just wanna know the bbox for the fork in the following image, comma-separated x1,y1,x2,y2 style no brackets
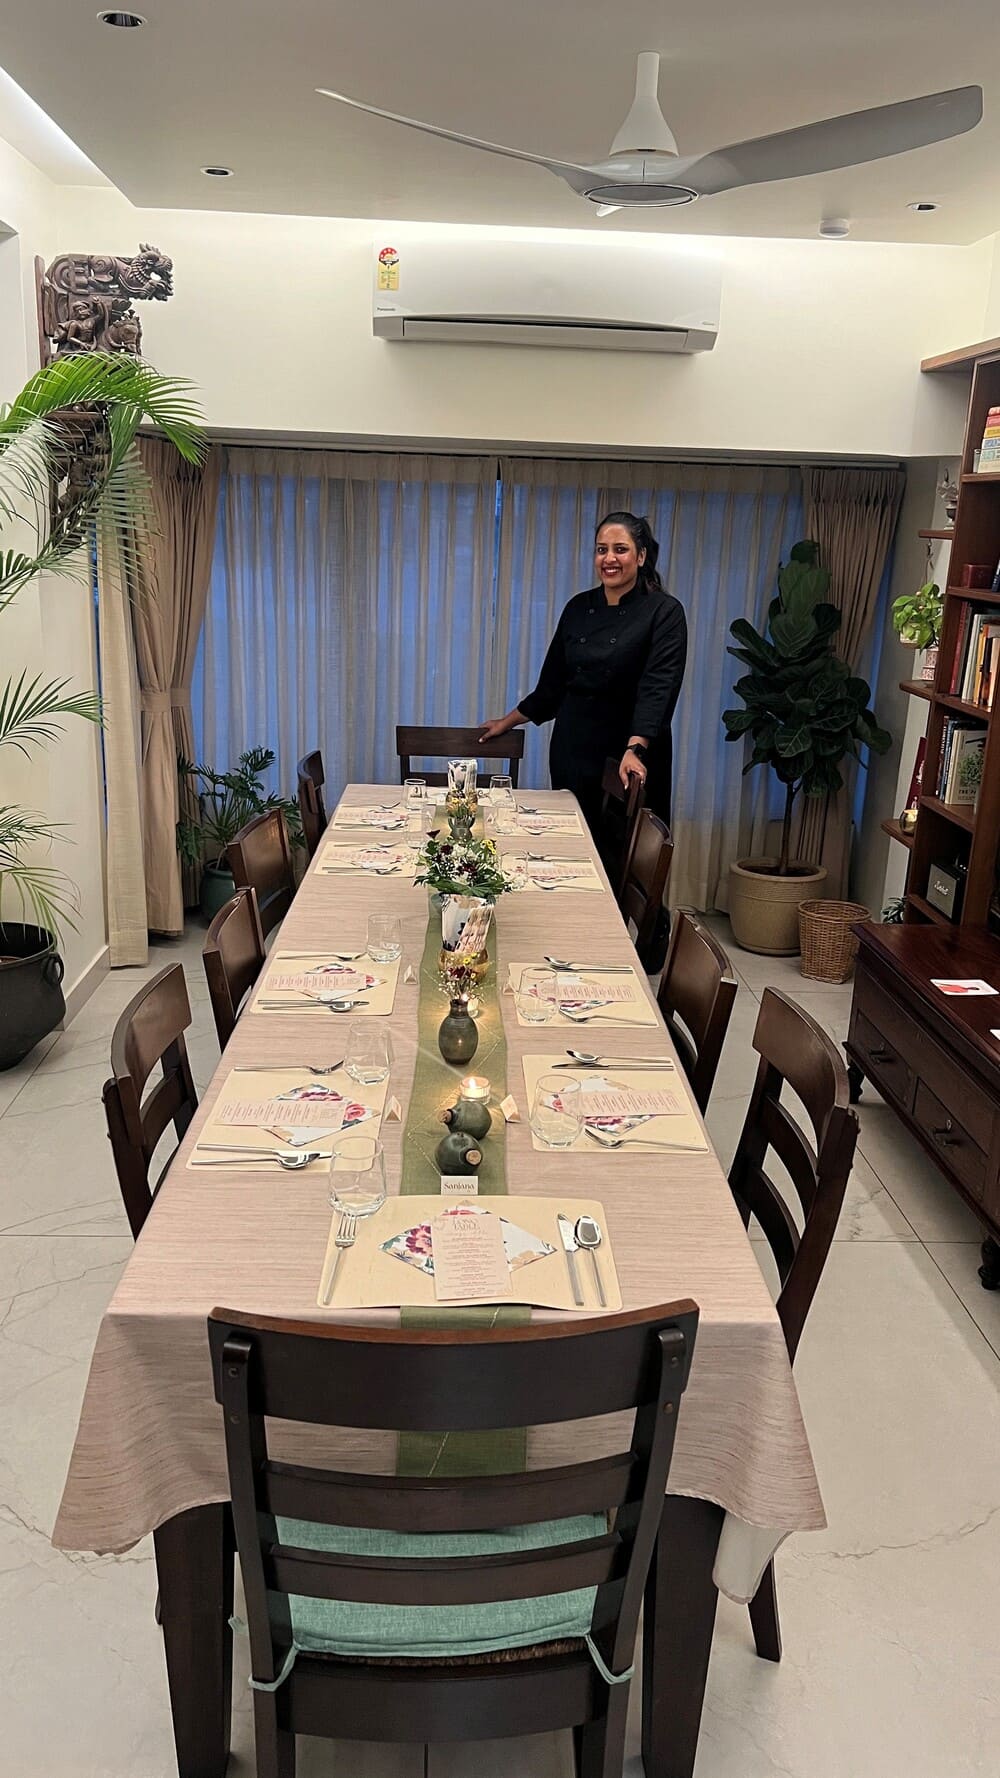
232,1061,344,1074
320,1210,358,1305
584,1128,704,1152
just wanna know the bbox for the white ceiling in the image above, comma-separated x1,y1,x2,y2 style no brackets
3,0,1000,242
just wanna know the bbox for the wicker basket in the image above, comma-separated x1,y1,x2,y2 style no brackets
798,900,870,983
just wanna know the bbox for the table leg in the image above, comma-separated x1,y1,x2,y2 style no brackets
153,1503,234,1778
642,1495,723,1778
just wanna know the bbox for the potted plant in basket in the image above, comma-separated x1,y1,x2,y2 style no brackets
176,747,304,920
722,540,891,956
891,580,943,682
0,352,204,1070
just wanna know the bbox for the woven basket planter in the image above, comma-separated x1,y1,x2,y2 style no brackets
798,900,870,983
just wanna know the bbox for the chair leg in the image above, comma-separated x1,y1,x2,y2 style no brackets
252,1693,296,1778
574,1687,629,1778
748,1558,782,1662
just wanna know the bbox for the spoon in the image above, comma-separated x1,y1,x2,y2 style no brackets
562,1007,643,1024
574,1214,606,1307
196,1149,333,1169
232,1061,344,1074
564,1050,675,1070
545,957,633,973
584,1128,703,1152
258,998,370,1013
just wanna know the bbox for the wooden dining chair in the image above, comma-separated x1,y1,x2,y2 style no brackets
395,725,525,788
619,810,674,969
102,965,198,1241
203,887,267,1048
296,750,327,859
227,809,295,941
656,911,738,1114
209,1300,699,1778
597,759,645,897
728,987,858,1663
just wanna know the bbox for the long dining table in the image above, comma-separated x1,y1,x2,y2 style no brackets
54,785,825,1778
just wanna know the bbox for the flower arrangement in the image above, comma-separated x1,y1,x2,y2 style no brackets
413,834,513,901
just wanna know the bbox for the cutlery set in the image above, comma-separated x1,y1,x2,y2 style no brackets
557,1212,606,1307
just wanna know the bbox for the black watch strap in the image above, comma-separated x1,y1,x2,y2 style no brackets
630,742,648,761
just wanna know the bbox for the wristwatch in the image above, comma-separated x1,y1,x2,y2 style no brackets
629,742,648,762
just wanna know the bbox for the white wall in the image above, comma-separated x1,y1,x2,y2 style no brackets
53,190,994,460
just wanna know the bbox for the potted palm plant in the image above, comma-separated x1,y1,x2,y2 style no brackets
176,748,304,919
722,541,891,955
0,351,204,1069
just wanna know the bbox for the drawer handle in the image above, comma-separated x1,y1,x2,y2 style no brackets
869,1044,894,1063
931,1121,957,1147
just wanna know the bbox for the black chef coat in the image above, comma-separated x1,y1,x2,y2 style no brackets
518,582,688,827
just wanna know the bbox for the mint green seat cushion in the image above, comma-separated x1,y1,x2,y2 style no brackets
274,1513,604,1659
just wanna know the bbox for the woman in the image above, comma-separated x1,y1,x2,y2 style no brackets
480,512,687,833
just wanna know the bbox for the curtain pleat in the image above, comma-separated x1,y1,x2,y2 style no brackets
95,533,147,967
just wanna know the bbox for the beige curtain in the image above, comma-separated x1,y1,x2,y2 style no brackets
795,466,905,894
129,439,221,930
95,534,147,966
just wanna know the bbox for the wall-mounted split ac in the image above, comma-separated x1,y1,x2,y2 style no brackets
372,237,721,354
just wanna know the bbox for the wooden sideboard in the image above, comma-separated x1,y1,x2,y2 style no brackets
846,922,1000,1289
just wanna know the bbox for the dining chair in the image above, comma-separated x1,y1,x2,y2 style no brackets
102,964,198,1241
656,911,738,1114
227,809,295,941
619,810,673,970
296,751,328,859
203,887,267,1048
597,759,645,898
395,725,524,788
209,1299,699,1778
728,986,858,1663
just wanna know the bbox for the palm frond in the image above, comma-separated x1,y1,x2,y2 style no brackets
0,805,78,935
1,353,204,462
0,672,103,757
0,415,54,530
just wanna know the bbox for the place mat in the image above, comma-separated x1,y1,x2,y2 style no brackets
187,1066,389,1169
508,859,604,894
253,953,400,1016
318,842,417,877
317,1195,620,1313
506,962,657,1027
521,1055,708,1154
331,803,406,831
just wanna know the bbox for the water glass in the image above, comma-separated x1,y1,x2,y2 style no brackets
367,914,402,961
489,774,513,798
404,777,426,809
406,803,431,852
329,1135,388,1213
515,967,557,1024
530,1073,582,1150
491,787,517,834
344,1021,392,1085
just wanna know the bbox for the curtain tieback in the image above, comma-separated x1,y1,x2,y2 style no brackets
140,689,185,715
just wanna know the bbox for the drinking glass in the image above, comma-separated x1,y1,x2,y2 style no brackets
406,803,431,853
530,1073,582,1149
367,914,402,961
329,1135,387,1213
491,786,517,834
344,1021,392,1085
489,774,513,798
404,777,426,810
515,967,557,1024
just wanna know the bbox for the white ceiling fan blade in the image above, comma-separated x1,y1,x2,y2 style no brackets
316,87,596,191
594,204,623,217
683,85,983,196
609,53,679,156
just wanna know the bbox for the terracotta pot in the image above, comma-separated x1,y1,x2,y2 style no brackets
727,858,829,956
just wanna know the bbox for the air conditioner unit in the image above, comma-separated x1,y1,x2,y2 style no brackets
372,237,720,353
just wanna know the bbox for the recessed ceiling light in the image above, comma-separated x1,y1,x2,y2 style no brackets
201,165,234,178
907,200,940,213
97,10,146,25
819,217,850,238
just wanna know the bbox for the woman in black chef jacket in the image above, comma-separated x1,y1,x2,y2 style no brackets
480,511,687,833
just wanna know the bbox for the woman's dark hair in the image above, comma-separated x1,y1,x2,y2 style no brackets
595,511,664,591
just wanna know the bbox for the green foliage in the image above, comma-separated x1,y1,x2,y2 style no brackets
722,539,891,874
176,748,304,871
891,581,942,650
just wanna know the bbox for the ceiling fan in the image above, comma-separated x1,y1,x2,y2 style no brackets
318,54,982,216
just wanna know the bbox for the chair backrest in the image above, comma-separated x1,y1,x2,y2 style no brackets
297,750,327,859
656,911,739,1114
729,987,858,1362
620,810,673,968
203,886,267,1048
102,964,198,1240
210,1302,698,1694
395,725,525,789
598,759,645,896
226,809,294,939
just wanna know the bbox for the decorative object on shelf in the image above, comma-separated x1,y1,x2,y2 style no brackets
891,580,942,649
899,806,918,835
881,896,906,924
905,737,927,812
176,746,304,920
960,563,995,589
440,1075,493,1139
926,859,967,922
36,244,174,363
437,997,480,1064
722,540,890,954
434,1128,483,1176
976,404,1000,471
937,472,960,523
798,899,870,984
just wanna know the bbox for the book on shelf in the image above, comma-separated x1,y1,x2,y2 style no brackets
936,720,986,806
949,607,1000,708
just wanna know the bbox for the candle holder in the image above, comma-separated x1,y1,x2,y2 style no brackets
441,1074,492,1141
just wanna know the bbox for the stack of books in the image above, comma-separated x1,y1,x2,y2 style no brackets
979,407,1000,471
936,719,987,806
950,607,1000,707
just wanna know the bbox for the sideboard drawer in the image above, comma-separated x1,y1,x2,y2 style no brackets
851,1009,914,1107
855,969,996,1150
912,1084,988,1204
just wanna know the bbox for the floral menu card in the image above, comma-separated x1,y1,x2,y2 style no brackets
520,1055,708,1155
318,843,416,876
187,1067,389,1168
254,954,400,1016
508,964,657,1026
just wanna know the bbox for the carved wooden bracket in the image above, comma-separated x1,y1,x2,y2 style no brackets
35,243,174,364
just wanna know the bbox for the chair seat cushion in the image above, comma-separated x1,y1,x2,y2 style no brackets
275,1513,604,1660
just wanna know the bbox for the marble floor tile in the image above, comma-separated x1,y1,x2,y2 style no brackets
925,1243,1000,1359
0,1098,127,1237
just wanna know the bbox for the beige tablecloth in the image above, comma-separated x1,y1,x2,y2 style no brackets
54,788,825,1603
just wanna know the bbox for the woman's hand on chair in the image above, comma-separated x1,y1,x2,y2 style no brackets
479,714,516,742
620,748,647,788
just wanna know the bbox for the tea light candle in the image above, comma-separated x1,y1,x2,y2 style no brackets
460,1075,491,1101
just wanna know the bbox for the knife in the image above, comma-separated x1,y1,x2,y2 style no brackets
557,1214,584,1307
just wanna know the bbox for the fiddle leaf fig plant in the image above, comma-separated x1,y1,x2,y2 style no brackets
891,581,942,650
722,540,891,877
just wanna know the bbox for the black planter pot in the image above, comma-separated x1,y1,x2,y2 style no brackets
0,924,66,1070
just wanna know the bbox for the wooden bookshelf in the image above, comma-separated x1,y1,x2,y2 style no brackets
899,677,934,700
882,817,914,850
918,528,955,541
904,345,1000,928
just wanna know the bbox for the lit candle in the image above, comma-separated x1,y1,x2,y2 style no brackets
460,1075,491,1101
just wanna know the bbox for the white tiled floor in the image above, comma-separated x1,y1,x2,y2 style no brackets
2,920,999,1776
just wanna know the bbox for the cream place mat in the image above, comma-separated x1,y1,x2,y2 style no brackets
506,963,658,1027
254,953,400,1016
508,860,604,894
521,1055,708,1155
187,1066,389,1169
514,809,584,835
331,803,406,831
317,1194,621,1312
318,842,417,877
